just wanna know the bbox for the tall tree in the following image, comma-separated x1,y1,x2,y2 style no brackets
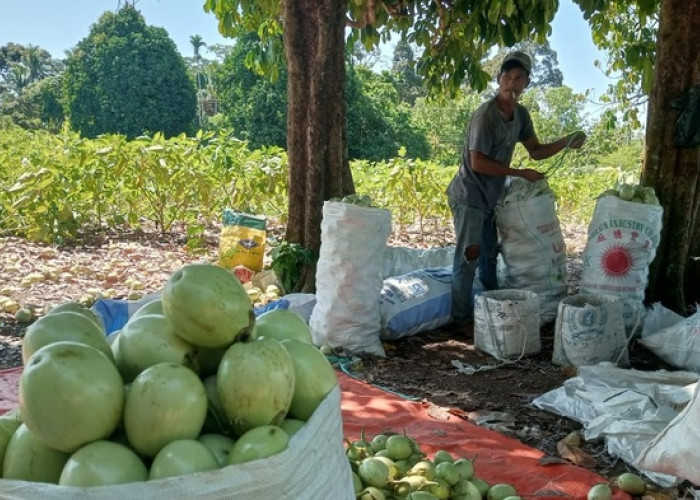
639,0,700,311
63,6,196,139
213,32,288,149
190,35,206,63
0,43,58,98
391,38,424,105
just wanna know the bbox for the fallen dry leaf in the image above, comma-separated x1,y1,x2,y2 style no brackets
556,440,598,468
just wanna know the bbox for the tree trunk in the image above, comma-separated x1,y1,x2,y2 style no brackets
283,0,355,293
642,0,700,314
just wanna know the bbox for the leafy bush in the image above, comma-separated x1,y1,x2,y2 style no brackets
63,6,196,139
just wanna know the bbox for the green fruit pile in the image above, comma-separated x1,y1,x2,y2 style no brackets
330,194,374,207
345,429,520,500
598,183,660,205
3,263,339,488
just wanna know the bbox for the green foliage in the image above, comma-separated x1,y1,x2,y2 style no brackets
0,125,287,244
0,123,640,245
574,0,659,125
213,33,288,149
270,242,315,293
0,43,60,97
411,90,482,165
346,66,431,161
352,152,453,237
1,75,65,132
62,6,196,139
205,0,559,96
390,38,424,105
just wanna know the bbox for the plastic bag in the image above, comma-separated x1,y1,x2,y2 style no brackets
379,267,452,341
639,309,700,372
218,210,267,272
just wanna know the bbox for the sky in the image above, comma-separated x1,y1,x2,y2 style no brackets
0,0,610,115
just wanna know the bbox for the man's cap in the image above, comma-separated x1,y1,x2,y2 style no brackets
500,51,532,75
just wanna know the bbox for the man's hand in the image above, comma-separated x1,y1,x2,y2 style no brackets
569,131,587,149
519,168,545,182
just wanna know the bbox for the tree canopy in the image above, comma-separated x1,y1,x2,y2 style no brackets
63,6,196,139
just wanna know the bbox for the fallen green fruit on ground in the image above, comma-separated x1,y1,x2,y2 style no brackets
587,483,612,500
616,472,646,495
487,483,518,500
14,307,33,324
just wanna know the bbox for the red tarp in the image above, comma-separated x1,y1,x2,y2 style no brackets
339,373,629,500
0,367,627,499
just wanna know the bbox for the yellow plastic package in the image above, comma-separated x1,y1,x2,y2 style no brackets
218,210,267,272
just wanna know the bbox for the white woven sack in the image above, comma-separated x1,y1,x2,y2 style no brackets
379,266,452,340
580,196,663,334
309,201,392,356
474,289,540,359
552,294,629,367
0,385,353,500
381,246,455,279
639,310,700,372
635,382,700,486
496,184,567,324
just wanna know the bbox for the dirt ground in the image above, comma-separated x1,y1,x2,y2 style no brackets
0,224,690,496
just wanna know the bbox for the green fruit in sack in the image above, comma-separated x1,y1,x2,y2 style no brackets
162,263,253,348
124,363,207,457
115,313,197,382
2,423,70,483
279,338,338,421
617,183,636,201
130,298,163,319
0,410,22,472
197,433,235,467
19,341,123,453
279,418,306,437
149,439,219,479
59,440,148,486
252,309,313,344
217,338,295,434
47,302,104,332
22,311,112,364
227,425,289,464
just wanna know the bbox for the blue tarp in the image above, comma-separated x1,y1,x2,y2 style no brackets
92,298,290,335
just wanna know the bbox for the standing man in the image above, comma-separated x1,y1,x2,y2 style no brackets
447,50,586,332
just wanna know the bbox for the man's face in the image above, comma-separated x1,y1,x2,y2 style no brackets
497,67,529,101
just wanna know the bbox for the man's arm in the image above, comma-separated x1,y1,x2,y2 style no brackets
521,131,586,161
470,151,543,182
